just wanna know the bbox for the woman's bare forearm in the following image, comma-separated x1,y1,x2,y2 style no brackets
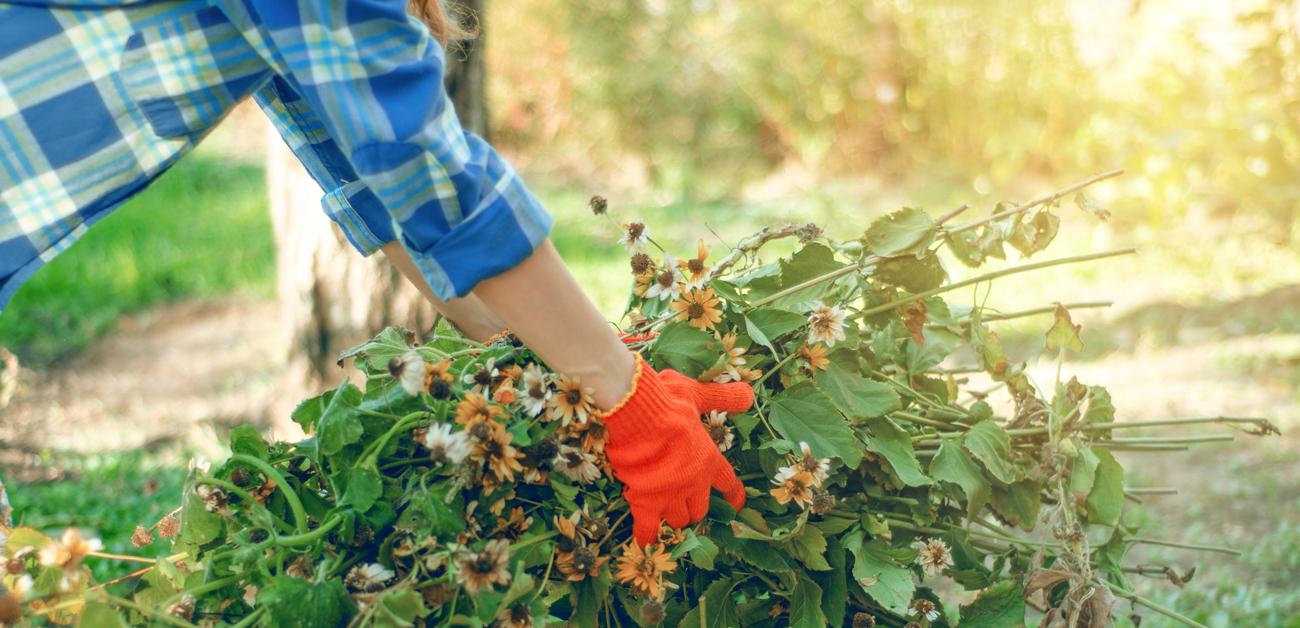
381,242,509,342
471,240,635,409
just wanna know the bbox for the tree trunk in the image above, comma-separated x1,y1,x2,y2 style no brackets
267,0,489,402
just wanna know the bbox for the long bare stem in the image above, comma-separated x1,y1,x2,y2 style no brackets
974,301,1113,323
1100,579,1208,628
947,169,1125,235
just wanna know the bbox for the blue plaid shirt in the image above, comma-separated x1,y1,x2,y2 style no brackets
0,0,553,311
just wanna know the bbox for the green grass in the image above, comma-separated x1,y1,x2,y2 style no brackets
0,155,274,367
3,451,186,583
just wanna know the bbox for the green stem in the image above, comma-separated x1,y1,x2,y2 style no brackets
230,454,309,534
973,301,1112,323
1105,435,1234,445
1091,443,1190,451
360,411,428,467
1100,579,1207,628
1129,537,1241,556
158,575,240,613
195,478,294,535
850,248,1136,321
947,169,1125,235
511,531,558,554
274,513,344,547
101,593,197,628
1005,415,1278,437
893,411,965,431
229,607,266,628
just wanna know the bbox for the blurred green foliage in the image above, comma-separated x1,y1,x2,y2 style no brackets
489,0,1299,227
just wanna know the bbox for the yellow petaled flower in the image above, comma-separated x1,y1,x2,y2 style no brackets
550,376,596,426
678,239,711,288
474,429,526,488
455,394,506,429
656,523,685,547
492,379,519,406
703,411,735,452
455,539,512,594
581,418,609,454
798,343,830,372
615,541,678,600
669,287,723,330
620,221,650,254
426,359,455,399
795,441,831,485
807,302,847,346
769,470,816,509
462,358,500,394
643,254,683,302
910,538,955,577
711,333,749,383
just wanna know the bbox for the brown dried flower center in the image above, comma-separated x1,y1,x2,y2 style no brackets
528,384,547,400
474,370,492,386
572,548,596,572
656,271,674,287
626,223,645,238
688,259,705,273
687,303,705,318
565,389,583,404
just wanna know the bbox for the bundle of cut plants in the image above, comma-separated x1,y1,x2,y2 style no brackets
0,171,1280,627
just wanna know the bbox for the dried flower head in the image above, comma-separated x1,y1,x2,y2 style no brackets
130,525,153,548
615,541,677,600
908,598,940,622
346,563,395,592
286,555,314,579
807,302,847,347
620,221,650,254
769,470,816,509
852,612,877,628
629,252,654,276
669,287,723,331
196,484,228,513
627,308,649,328
520,364,552,417
798,343,830,372
497,603,535,628
644,254,683,302
463,358,500,394
911,538,954,577
810,487,836,515
156,512,180,539
589,195,608,216
550,376,596,426
167,594,195,620
423,423,472,465
552,444,602,484
703,411,735,452
656,522,685,546
455,539,512,594
639,599,666,625
557,545,607,582
796,441,832,485
427,359,455,399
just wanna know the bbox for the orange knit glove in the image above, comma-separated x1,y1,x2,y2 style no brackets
599,354,754,546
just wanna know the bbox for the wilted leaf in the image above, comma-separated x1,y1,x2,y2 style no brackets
1007,209,1060,257
767,382,864,468
1045,304,1084,353
875,252,946,293
1075,192,1111,221
901,300,928,347
864,207,936,257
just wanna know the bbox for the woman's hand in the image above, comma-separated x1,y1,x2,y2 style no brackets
600,355,754,546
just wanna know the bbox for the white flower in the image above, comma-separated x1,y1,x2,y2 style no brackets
704,411,735,452
806,302,847,347
797,441,831,485
423,423,471,465
11,574,32,598
395,350,428,396
620,221,650,254
345,563,395,592
520,364,551,417
462,357,499,394
552,444,602,484
908,598,940,622
643,254,683,302
911,538,954,577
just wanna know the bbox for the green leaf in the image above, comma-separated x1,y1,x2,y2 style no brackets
787,524,832,571
318,382,364,455
650,322,718,377
959,580,1027,628
990,480,1042,532
178,483,221,547
371,588,430,628
1045,304,1084,353
767,382,864,469
863,207,936,257
1084,386,1115,424
745,308,807,352
1086,448,1125,526
811,537,848,624
761,243,847,308
78,602,129,628
863,418,932,487
1007,209,1060,257
681,578,740,628
336,325,414,370
258,576,356,628
962,421,1018,485
687,530,719,570
341,467,383,513
814,363,900,419
1068,445,1101,501
788,577,827,628
228,424,268,460
929,436,992,516
874,252,947,293
844,531,915,615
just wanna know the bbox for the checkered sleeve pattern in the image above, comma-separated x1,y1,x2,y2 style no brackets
218,0,554,300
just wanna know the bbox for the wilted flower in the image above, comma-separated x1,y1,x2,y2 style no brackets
656,523,685,547
497,604,535,628
427,359,455,399
589,195,608,216
346,563,395,592
552,444,602,484
807,302,847,346
556,544,607,582
643,254,683,302
669,287,723,330
679,239,711,288
423,423,472,465
492,380,519,405
550,376,596,426
167,594,196,620
286,555,314,579
131,525,153,548
703,411,735,451
710,333,751,384
620,221,650,253
810,487,836,515
629,252,655,277
852,612,877,627
156,511,180,539
520,364,551,417
390,350,428,396
639,600,666,625
627,308,649,328
798,343,830,372
908,598,940,622
770,470,816,509
615,541,677,600
797,441,831,484
473,428,526,488
911,538,954,577
455,539,512,594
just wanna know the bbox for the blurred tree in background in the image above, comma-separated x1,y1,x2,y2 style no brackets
488,0,1299,231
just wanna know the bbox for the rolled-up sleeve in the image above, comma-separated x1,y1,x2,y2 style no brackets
224,0,552,300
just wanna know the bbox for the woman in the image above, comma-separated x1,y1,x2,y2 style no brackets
0,0,749,546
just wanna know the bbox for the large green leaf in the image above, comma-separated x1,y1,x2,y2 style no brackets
745,308,807,352
650,322,718,377
814,363,900,419
258,576,356,628
317,382,364,456
680,577,740,628
959,580,1027,627
929,436,992,515
962,421,1018,485
874,252,947,293
863,417,932,487
787,524,832,571
1086,448,1124,526
788,577,827,628
811,537,848,624
843,531,915,615
863,207,936,257
767,382,864,468
340,467,383,513
759,243,847,308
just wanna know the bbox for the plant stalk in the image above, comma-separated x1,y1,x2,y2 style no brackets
947,169,1125,235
